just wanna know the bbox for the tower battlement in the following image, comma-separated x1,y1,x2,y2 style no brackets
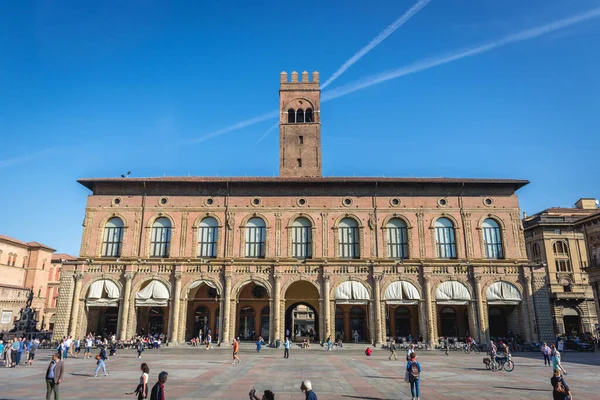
280,71,320,90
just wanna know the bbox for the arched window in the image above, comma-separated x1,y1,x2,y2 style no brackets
246,217,266,258
531,242,541,259
102,217,124,257
339,218,359,258
305,108,313,122
553,240,572,272
296,108,305,123
287,109,296,123
435,218,457,259
386,218,408,259
198,217,218,258
482,218,503,259
150,217,172,257
292,217,312,259
553,241,569,256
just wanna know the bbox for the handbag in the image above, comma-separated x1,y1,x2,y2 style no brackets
555,378,567,394
95,353,101,361
404,370,410,383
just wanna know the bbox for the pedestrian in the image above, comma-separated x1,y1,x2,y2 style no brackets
137,340,145,359
198,330,203,345
249,388,275,400
326,336,332,351
5,340,13,367
84,336,93,359
444,337,449,356
28,338,39,366
73,338,81,358
551,345,567,375
256,336,263,353
46,353,63,400
64,336,72,359
150,371,168,400
300,380,318,400
283,337,290,359
0,340,4,366
406,352,421,400
94,345,109,377
206,333,212,350
388,339,397,361
406,344,415,361
541,342,551,367
12,337,21,366
551,369,572,400
232,338,241,364
135,363,150,400
488,340,497,360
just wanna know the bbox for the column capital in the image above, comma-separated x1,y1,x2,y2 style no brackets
323,273,331,281
423,275,431,283
473,275,482,283
124,273,135,281
225,274,233,283
74,273,84,282
274,274,282,281
174,273,183,282
373,274,383,283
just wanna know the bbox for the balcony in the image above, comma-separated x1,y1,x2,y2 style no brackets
550,292,591,300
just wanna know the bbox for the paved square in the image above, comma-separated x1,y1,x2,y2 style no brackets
1,346,598,399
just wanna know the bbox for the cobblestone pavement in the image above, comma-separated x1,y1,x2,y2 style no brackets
0,346,598,399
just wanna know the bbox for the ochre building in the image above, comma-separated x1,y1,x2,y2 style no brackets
523,199,599,336
54,71,553,346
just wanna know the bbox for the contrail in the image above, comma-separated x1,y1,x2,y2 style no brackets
256,122,279,144
189,110,279,144
322,6,600,102
320,0,432,90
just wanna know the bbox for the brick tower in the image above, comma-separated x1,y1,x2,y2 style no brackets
279,71,322,177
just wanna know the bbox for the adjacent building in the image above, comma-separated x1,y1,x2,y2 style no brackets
523,199,599,336
0,235,73,332
575,209,600,334
53,71,554,346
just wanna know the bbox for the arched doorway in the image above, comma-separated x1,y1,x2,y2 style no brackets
148,307,165,334
435,281,471,339
488,307,507,338
185,280,220,341
284,280,320,342
334,281,370,342
440,307,457,337
394,307,411,337
85,279,121,337
335,306,344,340
384,280,421,341
563,307,581,336
135,280,170,336
236,282,270,341
349,306,367,343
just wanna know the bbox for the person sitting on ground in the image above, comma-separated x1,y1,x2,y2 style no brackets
336,338,342,348
249,388,275,400
365,347,372,356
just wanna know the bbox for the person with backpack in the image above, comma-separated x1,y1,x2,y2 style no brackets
406,352,421,400
551,369,572,400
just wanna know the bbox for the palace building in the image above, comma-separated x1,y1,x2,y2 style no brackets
53,71,554,346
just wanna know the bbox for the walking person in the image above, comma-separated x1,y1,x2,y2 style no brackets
406,344,415,361
46,353,63,400
73,338,81,358
206,333,212,350
137,340,145,359
28,338,39,366
300,380,318,400
94,345,109,377
150,371,168,400
284,337,290,359
84,336,93,359
64,336,72,359
232,338,241,364
388,339,397,361
256,336,263,353
551,369,572,400
541,342,552,367
551,345,568,375
249,388,275,400
406,352,421,400
135,363,150,400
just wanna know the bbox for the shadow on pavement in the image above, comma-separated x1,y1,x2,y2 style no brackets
493,386,549,392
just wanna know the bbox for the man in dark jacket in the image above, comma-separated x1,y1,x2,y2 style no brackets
150,371,168,400
46,353,64,400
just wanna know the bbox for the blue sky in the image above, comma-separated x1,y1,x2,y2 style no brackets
1,0,599,255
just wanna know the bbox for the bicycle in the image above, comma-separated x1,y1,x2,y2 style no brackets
490,354,514,372
464,343,481,354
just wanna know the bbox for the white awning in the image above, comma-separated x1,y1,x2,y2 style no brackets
384,281,420,305
189,279,217,290
435,281,471,305
135,280,170,307
562,307,579,316
335,281,370,304
486,281,522,305
86,279,120,307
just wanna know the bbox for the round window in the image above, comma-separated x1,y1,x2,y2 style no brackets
297,198,307,206
438,198,447,207
251,197,261,206
252,285,266,299
390,198,400,207
343,198,353,207
113,197,121,206
483,197,493,206
206,197,214,206
159,197,169,205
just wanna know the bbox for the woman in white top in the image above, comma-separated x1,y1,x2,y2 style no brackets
137,362,150,400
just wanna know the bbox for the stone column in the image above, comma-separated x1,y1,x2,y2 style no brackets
69,273,84,337
119,273,134,339
424,275,436,347
373,275,382,346
418,301,427,342
222,275,232,344
474,276,487,343
323,273,331,339
169,273,182,344
524,274,536,342
273,274,281,342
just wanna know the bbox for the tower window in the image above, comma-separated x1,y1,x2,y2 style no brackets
288,109,296,123
299,136,303,144
296,109,304,123
305,108,313,122
297,158,302,167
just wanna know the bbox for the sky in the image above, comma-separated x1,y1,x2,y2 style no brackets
1,0,600,256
